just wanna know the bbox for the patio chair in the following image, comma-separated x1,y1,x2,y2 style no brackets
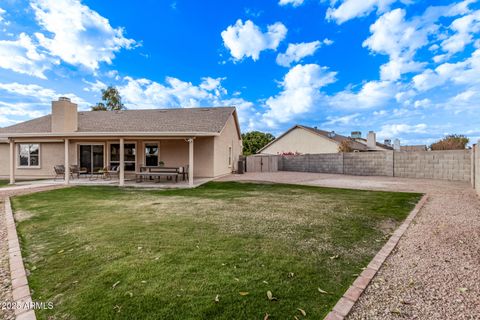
69,165,84,179
182,165,189,181
54,165,74,181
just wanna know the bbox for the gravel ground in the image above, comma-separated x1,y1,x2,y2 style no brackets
0,184,65,320
219,172,480,319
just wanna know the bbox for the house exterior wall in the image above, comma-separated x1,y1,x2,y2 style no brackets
0,137,218,180
260,128,339,155
0,142,65,179
213,115,242,177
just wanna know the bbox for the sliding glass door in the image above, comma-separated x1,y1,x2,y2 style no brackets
79,145,104,173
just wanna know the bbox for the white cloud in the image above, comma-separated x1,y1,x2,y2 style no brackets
377,123,427,138
263,64,337,127
118,75,256,131
441,10,480,55
329,80,396,109
0,82,56,101
221,19,287,61
363,9,432,81
0,7,5,22
323,113,360,126
0,33,57,79
0,82,90,126
31,0,136,70
83,79,107,92
413,48,480,91
276,39,333,67
278,0,304,7
276,41,320,67
0,82,89,108
326,0,398,24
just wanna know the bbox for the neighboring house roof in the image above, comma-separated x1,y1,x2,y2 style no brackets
0,107,240,137
401,145,427,152
258,124,369,153
353,137,394,150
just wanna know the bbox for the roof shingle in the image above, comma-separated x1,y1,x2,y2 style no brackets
0,107,236,135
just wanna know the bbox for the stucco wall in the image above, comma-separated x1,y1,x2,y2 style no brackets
260,127,339,155
0,138,217,179
213,115,242,177
280,150,472,182
0,142,65,179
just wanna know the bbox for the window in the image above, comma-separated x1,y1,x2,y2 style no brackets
18,144,40,167
110,143,136,171
145,143,159,167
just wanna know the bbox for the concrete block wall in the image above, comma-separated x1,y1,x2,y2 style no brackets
279,150,472,182
281,153,343,173
344,151,393,177
394,150,471,181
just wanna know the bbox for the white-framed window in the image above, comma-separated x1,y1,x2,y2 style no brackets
228,146,232,167
18,144,40,168
110,142,136,171
144,142,159,167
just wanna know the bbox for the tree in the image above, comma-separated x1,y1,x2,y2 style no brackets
241,131,275,155
338,140,354,152
430,134,469,150
91,86,126,111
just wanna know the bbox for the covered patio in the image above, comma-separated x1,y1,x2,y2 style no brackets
8,135,204,188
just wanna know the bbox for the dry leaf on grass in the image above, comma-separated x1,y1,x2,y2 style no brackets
318,288,328,294
239,291,249,296
266,290,277,301
214,294,220,303
112,281,120,289
264,313,269,320
297,308,306,316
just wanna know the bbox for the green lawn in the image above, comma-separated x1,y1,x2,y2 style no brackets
0,180,10,187
13,182,421,319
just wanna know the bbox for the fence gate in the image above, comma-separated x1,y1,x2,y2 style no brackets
246,155,278,172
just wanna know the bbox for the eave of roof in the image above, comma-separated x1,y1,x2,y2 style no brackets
0,131,220,139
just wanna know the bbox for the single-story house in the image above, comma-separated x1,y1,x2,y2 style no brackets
258,125,391,155
0,97,242,186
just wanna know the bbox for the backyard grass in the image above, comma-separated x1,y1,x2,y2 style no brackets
0,180,10,187
12,182,421,319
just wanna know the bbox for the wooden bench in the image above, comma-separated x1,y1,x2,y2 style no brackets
136,172,179,183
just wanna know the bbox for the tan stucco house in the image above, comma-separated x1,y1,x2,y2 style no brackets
259,125,392,155
0,97,242,186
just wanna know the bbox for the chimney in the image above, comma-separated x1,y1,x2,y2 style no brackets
367,131,376,149
351,131,362,139
393,139,401,151
51,97,78,132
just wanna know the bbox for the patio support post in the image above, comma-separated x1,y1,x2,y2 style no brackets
188,138,194,187
9,139,15,184
64,139,70,185
119,138,125,186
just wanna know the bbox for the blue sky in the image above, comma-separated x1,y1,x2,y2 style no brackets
0,0,479,146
